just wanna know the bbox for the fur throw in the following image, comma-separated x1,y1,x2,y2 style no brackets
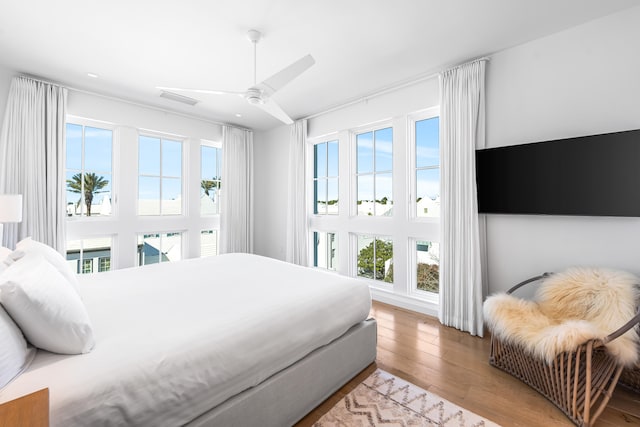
484,267,640,366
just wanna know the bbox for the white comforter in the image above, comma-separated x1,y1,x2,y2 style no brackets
0,253,371,426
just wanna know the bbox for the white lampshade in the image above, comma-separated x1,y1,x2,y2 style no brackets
0,194,23,223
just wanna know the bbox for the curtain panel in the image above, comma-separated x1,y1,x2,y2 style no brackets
438,59,487,337
285,119,308,265
220,125,254,254
0,76,67,251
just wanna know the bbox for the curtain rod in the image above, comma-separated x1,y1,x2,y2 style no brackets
303,56,490,121
17,74,251,132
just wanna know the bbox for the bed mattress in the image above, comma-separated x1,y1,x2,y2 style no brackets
0,253,372,426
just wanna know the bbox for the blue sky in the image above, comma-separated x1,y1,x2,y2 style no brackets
415,117,439,200
66,124,112,207
67,124,215,213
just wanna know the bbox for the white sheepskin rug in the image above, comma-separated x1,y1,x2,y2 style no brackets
484,267,640,366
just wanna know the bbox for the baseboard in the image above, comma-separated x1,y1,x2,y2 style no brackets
370,288,438,317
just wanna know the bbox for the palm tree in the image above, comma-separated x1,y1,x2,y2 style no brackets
67,172,109,216
201,178,220,197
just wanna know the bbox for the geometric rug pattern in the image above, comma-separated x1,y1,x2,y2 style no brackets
314,369,501,427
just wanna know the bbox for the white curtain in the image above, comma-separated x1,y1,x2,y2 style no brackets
438,59,487,337
286,120,308,265
0,76,67,251
220,125,254,254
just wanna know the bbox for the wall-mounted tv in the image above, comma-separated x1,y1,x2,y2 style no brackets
475,129,640,217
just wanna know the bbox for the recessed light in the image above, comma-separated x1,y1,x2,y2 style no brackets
235,113,242,118
87,73,99,78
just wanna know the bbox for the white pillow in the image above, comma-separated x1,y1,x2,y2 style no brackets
0,304,36,389
0,247,11,274
16,237,80,293
0,246,10,258
0,254,95,354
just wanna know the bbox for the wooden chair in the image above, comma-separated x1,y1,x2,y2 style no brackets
620,364,640,393
485,272,640,427
619,315,640,394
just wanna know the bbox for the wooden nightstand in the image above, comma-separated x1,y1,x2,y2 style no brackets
0,388,49,427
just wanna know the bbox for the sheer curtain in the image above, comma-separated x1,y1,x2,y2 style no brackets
0,76,67,251
220,125,254,254
286,119,308,265
438,59,487,337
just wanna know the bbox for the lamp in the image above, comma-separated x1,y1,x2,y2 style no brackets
0,194,23,246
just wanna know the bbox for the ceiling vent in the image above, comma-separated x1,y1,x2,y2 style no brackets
159,90,199,106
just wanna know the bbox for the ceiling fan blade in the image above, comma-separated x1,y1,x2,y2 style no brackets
257,54,315,96
254,98,294,125
156,86,244,96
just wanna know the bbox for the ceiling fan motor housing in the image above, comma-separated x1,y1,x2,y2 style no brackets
245,88,265,104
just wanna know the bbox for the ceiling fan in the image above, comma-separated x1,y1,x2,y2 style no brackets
158,29,315,125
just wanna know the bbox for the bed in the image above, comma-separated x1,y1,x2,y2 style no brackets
0,252,376,427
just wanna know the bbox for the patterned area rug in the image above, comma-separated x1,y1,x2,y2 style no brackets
314,369,500,426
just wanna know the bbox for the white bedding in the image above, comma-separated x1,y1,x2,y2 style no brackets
0,253,371,426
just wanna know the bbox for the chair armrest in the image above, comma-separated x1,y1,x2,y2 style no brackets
506,272,553,295
604,309,640,343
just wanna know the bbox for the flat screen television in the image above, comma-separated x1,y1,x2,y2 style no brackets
475,129,640,216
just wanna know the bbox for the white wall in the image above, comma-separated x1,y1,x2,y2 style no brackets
485,6,640,293
0,65,17,125
255,5,640,299
68,91,223,142
253,125,290,260
0,67,223,141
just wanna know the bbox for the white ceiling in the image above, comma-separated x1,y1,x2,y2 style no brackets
0,0,637,131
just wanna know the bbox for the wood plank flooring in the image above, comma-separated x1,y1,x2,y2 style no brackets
296,301,640,427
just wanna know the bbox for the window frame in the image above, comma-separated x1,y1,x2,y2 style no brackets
136,231,184,266
408,237,440,301
200,229,219,258
408,107,440,223
65,117,116,221
137,132,185,216
312,230,338,270
66,235,114,274
351,121,394,218
312,140,339,216
351,232,394,290
200,140,222,216
305,111,441,313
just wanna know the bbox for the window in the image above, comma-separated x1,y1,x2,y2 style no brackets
201,145,221,215
313,231,337,270
98,257,111,272
415,117,440,218
416,241,439,293
200,230,218,257
138,136,182,215
356,127,393,216
356,235,393,283
66,237,112,274
137,232,182,265
65,123,113,217
313,140,339,214
82,259,93,274
66,113,221,272
308,108,440,313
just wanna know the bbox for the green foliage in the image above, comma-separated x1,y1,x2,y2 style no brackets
357,239,393,281
417,263,439,293
201,178,220,196
66,172,109,216
384,263,394,283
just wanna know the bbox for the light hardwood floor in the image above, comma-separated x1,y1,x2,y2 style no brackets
297,301,640,427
